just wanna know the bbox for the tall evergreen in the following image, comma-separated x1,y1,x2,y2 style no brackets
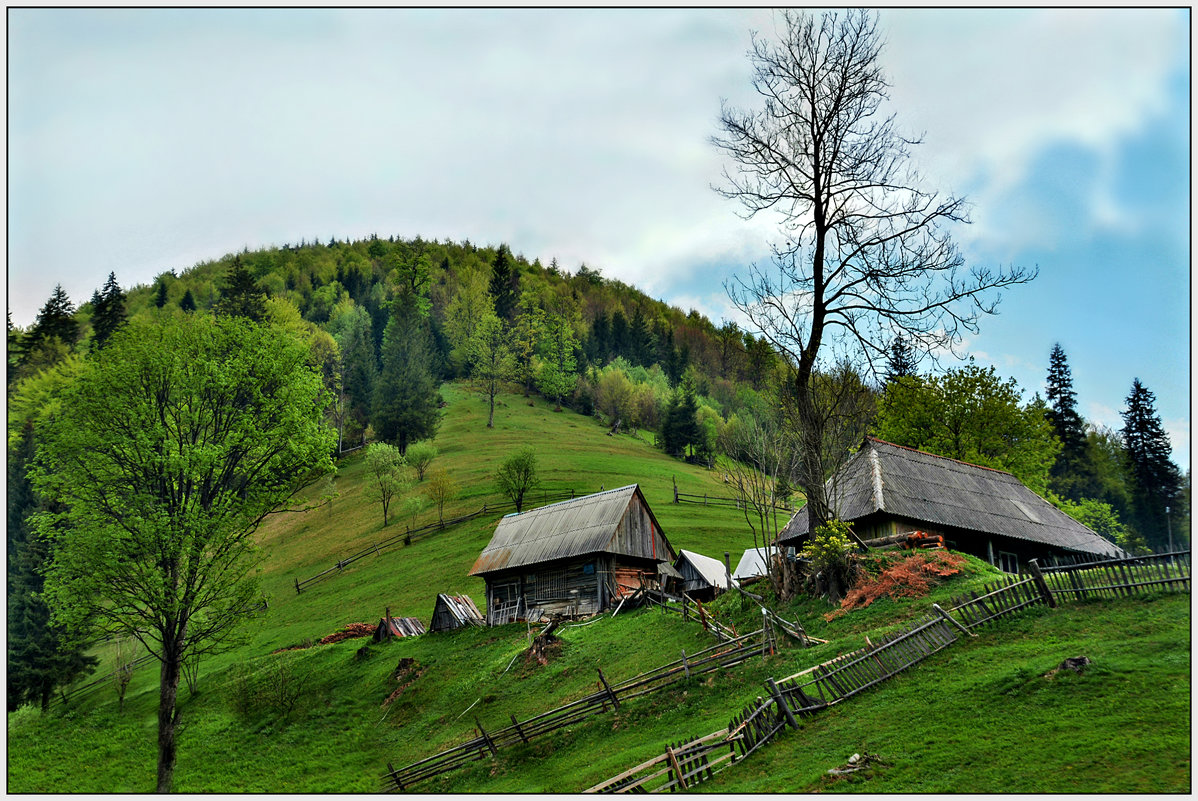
179,289,197,313
661,386,701,460
29,285,78,349
488,244,520,324
154,278,169,309
372,287,441,452
1120,379,1182,550
90,272,127,349
1044,344,1091,502
884,334,918,383
214,256,267,323
7,427,97,711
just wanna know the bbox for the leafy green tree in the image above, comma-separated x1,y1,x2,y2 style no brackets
364,443,409,527
594,364,636,430
537,295,580,411
872,361,1060,496
1120,379,1182,550
90,272,127,349
468,312,515,428
489,244,520,324
423,467,458,523
214,256,267,322
444,269,495,376
494,446,540,513
372,280,441,452
31,313,335,792
511,291,545,397
1055,496,1146,553
403,440,438,482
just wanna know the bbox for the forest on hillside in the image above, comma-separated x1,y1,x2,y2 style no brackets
7,232,1189,717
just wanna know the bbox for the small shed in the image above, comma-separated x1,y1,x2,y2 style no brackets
429,593,485,632
674,549,736,601
468,484,677,625
732,547,780,582
372,616,426,642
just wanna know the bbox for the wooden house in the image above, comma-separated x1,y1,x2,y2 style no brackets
468,484,676,625
777,438,1124,572
429,593,485,632
673,549,735,600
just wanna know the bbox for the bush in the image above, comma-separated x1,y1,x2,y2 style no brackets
801,519,859,602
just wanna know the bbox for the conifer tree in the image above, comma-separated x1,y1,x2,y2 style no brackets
179,289,197,313
214,256,267,323
1120,379,1182,550
154,278,169,309
488,244,520,324
884,334,918,383
90,272,127,349
1044,344,1091,502
29,285,78,350
372,272,441,451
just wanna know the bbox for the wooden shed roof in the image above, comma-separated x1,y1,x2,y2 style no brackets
779,438,1123,558
431,593,484,629
675,549,736,590
468,484,672,577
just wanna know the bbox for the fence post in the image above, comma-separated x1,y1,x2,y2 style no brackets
666,745,689,791
1026,559,1057,608
475,718,498,756
294,577,301,595
681,649,690,679
673,475,679,504
597,668,620,709
766,677,799,730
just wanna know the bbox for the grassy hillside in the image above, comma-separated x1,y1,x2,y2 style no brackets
6,384,1191,793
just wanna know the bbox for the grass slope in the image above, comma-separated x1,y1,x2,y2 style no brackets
6,384,1191,793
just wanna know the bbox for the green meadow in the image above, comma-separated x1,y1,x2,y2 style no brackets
6,383,1190,793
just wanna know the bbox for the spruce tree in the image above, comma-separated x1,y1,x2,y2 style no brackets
884,334,918,383
214,256,267,323
372,291,441,452
154,278,169,309
1044,344,1091,502
29,285,78,349
1120,379,1182,550
488,244,520,324
90,272,127,349
179,289,197,313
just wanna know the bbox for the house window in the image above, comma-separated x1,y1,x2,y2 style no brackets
492,580,519,605
998,552,1019,573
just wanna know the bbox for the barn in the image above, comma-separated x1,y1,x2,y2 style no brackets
777,437,1125,571
468,484,677,625
429,593,485,632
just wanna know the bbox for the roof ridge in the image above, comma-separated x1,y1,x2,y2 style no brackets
866,437,1016,477
514,483,639,516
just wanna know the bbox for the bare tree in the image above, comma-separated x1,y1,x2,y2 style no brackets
714,9,1035,534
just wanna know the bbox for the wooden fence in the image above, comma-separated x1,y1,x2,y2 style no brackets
1038,550,1190,602
672,488,792,513
379,630,769,791
585,550,1191,794
294,488,590,594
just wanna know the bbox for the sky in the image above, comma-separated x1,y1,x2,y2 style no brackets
7,8,1191,469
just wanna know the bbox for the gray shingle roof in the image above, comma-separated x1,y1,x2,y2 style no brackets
779,438,1123,558
469,485,671,576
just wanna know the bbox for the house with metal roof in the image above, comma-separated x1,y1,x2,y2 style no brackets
777,438,1124,572
468,484,676,625
674,549,736,600
429,593,485,632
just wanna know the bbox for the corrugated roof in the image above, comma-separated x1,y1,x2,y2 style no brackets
469,485,670,576
732,547,779,580
779,438,1123,558
433,593,484,627
675,549,736,590
376,617,426,639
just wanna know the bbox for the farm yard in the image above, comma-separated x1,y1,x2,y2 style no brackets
6,385,1191,794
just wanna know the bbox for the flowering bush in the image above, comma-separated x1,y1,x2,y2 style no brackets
801,519,859,602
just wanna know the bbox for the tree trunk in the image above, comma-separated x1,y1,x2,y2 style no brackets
487,390,495,428
156,642,183,793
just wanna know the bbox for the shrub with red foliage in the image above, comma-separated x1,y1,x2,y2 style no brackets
827,551,967,620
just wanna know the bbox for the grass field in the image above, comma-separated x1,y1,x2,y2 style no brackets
6,383,1191,793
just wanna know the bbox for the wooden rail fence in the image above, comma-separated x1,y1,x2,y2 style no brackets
585,550,1190,793
295,488,590,594
379,630,770,791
